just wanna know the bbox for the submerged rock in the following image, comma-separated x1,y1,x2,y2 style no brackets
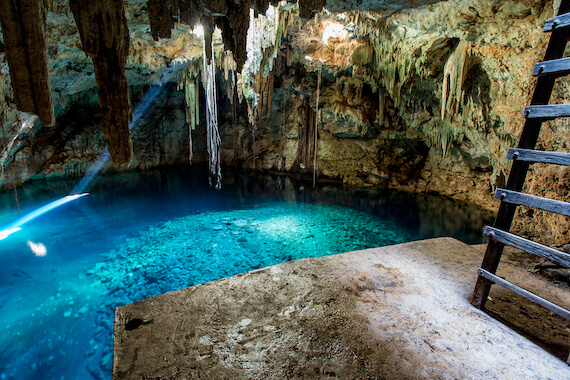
232,219,248,228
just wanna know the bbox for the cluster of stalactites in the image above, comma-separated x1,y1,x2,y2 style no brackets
172,30,239,166
237,3,298,117
146,0,290,72
179,73,199,163
174,62,201,134
170,1,297,170
441,40,473,121
148,0,297,100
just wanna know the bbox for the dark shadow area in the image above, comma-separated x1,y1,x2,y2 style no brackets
0,165,494,245
485,286,570,362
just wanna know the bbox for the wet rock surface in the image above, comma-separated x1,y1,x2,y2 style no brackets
113,238,570,379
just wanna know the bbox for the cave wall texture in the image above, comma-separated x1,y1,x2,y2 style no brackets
0,0,569,246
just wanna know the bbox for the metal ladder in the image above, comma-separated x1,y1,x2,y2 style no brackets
471,0,570,365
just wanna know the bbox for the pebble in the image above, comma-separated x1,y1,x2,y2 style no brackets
233,219,248,227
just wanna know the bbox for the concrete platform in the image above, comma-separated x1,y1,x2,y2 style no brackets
113,238,570,379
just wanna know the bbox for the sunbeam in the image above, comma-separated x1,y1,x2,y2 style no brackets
0,193,89,240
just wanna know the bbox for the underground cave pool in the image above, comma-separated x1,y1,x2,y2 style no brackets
0,167,494,379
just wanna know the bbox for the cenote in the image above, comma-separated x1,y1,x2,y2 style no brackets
0,167,494,379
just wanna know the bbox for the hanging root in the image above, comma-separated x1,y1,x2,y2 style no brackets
202,32,222,189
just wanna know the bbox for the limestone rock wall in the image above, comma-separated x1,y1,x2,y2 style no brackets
268,0,555,204
228,0,570,245
0,0,568,245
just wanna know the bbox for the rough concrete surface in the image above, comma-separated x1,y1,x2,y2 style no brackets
113,238,570,379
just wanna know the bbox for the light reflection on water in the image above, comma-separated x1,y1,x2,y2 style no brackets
0,167,494,379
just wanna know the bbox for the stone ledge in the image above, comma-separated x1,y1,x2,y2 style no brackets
113,237,570,379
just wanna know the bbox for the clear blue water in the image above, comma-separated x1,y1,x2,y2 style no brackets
0,167,494,379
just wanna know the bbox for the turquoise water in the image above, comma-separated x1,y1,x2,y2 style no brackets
0,168,494,379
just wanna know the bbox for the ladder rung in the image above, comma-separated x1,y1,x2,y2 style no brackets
478,268,570,320
494,188,570,217
523,104,570,119
507,148,570,166
484,226,570,268
532,57,570,77
544,12,570,32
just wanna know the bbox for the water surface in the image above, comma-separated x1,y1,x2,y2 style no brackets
0,167,494,379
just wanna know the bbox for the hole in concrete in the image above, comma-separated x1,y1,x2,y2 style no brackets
125,318,144,331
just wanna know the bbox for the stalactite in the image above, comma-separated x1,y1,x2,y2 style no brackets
254,67,274,117
0,0,54,126
202,32,222,189
69,0,133,167
183,78,197,130
441,40,473,121
226,2,251,72
238,3,298,110
222,52,237,82
188,113,193,164
148,0,174,40
182,76,198,163
247,97,258,166
240,8,263,106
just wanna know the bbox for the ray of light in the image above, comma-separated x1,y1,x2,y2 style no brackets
0,193,89,240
